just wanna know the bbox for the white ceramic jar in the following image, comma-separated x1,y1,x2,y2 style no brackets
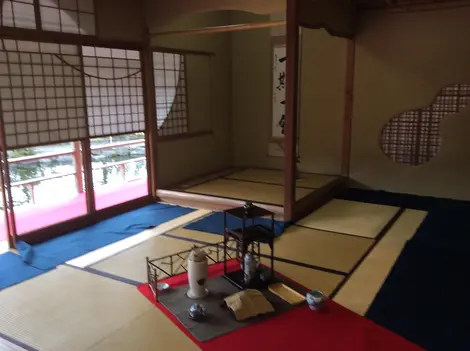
187,248,209,299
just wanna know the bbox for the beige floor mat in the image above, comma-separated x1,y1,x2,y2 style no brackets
163,229,344,297
333,209,427,315
297,199,399,238
67,209,212,268
184,178,312,205
261,226,373,273
168,227,222,244
260,258,343,296
225,168,338,189
88,308,199,351
165,229,345,295
169,226,371,274
0,266,156,351
91,235,195,283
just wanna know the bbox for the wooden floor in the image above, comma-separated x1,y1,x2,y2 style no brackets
0,197,427,350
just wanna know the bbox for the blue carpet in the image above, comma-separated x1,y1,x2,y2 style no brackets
184,212,290,237
367,239,470,351
337,188,470,351
0,252,48,290
17,203,194,271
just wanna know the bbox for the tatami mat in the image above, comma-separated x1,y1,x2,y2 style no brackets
262,226,374,273
167,229,344,296
87,308,199,351
168,228,221,244
0,265,155,351
225,168,338,189
260,258,343,296
91,235,195,283
333,209,427,315
184,178,312,205
297,199,400,238
146,228,344,297
67,209,212,268
169,226,372,275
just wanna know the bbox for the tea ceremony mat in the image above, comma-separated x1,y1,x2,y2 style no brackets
153,264,307,342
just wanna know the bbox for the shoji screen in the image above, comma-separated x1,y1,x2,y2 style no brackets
0,39,87,148
1,0,95,35
83,46,145,137
153,52,188,136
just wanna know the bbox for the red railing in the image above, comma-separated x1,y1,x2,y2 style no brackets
8,139,145,205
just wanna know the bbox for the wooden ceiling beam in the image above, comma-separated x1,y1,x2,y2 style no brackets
149,20,286,37
358,0,470,11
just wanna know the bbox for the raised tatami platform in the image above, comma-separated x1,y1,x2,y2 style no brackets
158,168,346,218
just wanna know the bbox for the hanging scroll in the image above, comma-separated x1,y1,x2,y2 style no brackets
272,45,286,139
269,42,300,159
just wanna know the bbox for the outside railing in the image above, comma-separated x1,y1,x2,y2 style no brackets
8,139,146,205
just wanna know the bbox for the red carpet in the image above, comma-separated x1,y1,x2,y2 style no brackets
138,261,425,351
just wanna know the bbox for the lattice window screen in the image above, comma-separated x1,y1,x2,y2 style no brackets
381,84,470,165
0,39,87,148
1,0,95,34
153,52,188,136
83,46,145,137
40,0,95,35
1,0,36,29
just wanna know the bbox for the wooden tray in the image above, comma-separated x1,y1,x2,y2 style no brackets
268,283,305,305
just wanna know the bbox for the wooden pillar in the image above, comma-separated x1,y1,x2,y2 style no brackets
81,139,96,213
141,48,158,200
284,0,300,221
77,46,96,214
73,141,84,193
341,39,355,177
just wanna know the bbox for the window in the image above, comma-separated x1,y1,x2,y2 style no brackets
90,132,147,210
0,36,152,242
7,142,87,235
1,0,95,35
381,84,470,165
153,52,188,136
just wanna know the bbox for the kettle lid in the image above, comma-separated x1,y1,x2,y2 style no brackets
188,247,206,262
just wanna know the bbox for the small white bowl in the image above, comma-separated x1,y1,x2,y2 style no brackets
157,282,170,291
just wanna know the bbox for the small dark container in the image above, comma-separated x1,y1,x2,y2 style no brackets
188,303,206,322
306,290,326,311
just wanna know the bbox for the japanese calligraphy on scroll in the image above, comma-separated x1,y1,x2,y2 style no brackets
272,45,286,139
